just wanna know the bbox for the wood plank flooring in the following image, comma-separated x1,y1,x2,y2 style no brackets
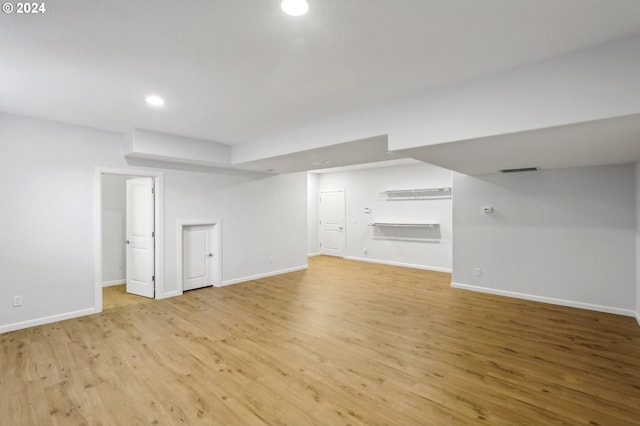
2,256,640,425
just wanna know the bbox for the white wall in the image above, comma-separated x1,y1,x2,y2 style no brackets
452,164,636,315
636,163,640,325
318,163,452,272
163,169,307,289
101,174,127,285
0,113,308,332
307,173,319,256
0,114,127,329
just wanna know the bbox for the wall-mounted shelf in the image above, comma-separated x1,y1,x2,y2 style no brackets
369,222,442,242
368,222,439,228
380,187,451,200
371,236,442,243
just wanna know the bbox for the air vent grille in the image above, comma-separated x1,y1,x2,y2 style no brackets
499,167,540,174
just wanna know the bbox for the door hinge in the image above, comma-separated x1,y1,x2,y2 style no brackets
151,187,155,194
152,231,155,238
152,275,155,282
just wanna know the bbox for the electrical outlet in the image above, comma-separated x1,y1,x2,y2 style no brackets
13,295,23,307
474,268,482,277
363,246,368,255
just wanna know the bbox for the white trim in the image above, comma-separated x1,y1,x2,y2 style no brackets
345,256,452,273
308,252,321,257
176,219,223,294
635,311,640,326
221,265,308,287
0,308,97,334
94,167,165,313
102,280,125,287
451,282,637,318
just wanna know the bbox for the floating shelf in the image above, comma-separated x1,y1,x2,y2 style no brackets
368,222,439,228
372,236,442,243
380,187,451,194
380,187,451,200
369,222,441,242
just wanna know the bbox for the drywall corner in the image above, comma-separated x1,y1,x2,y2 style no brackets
636,162,640,325
307,172,320,256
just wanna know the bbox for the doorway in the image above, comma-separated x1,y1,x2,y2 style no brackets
94,167,165,313
319,189,345,257
177,220,222,291
125,177,155,298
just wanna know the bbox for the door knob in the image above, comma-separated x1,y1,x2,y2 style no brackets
208,253,213,257
126,240,130,244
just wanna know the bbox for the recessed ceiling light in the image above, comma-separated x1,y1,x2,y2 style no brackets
145,95,165,107
281,0,309,16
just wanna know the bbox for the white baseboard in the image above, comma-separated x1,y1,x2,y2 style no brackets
344,256,452,273
308,252,321,257
636,311,640,326
221,264,308,287
451,282,637,318
102,279,125,287
0,307,97,334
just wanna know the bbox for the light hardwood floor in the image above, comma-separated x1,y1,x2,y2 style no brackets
2,256,640,425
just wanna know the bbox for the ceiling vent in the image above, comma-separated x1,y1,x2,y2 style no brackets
499,167,540,174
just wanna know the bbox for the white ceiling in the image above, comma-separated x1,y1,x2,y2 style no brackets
3,0,640,149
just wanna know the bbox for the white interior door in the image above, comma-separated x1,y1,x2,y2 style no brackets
319,190,345,257
126,177,155,298
183,225,215,291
